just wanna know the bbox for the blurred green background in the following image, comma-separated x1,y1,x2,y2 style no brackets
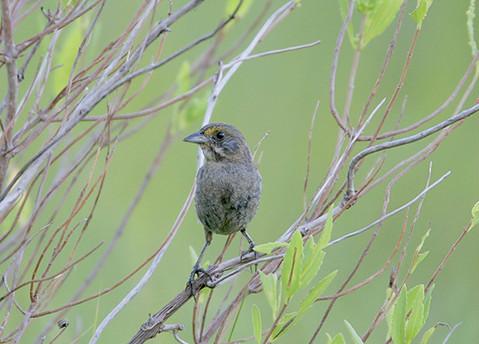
12,0,479,342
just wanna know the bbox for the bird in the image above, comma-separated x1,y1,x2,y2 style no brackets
183,122,262,290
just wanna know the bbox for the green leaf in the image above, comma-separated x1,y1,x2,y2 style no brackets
251,304,262,344
412,251,429,273
391,287,407,344
411,229,431,272
298,270,337,315
254,242,289,255
344,320,364,344
225,0,253,18
411,0,434,29
416,229,431,253
406,285,425,342
301,236,326,286
271,311,297,340
54,18,85,95
357,0,380,14
419,327,435,344
327,333,346,344
176,61,191,93
281,231,303,301
319,206,334,250
339,0,358,48
184,94,208,123
260,272,279,317
361,0,402,48
424,285,434,320
467,0,478,60
174,93,207,131
406,285,424,312
301,249,325,287
406,302,424,343
470,201,479,228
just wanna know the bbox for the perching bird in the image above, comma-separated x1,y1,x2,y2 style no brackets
184,122,262,288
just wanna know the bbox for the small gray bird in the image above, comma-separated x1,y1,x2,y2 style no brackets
184,123,262,287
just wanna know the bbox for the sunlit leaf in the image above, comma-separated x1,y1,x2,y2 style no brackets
327,333,346,344
412,229,431,272
260,271,279,317
470,201,479,228
338,0,358,48
319,205,334,250
391,287,407,344
357,0,380,14
361,0,402,48
225,0,253,18
406,302,424,342
271,311,297,340
420,327,435,344
298,270,337,315
301,236,326,287
54,19,85,95
176,61,191,93
411,251,429,273
411,0,434,29
424,285,434,320
251,304,262,344
301,249,325,287
406,285,425,342
184,94,208,124
406,285,424,312
281,231,303,301
344,320,364,344
467,0,478,64
254,242,288,255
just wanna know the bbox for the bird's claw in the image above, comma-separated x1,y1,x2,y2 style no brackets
240,245,258,272
187,265,212,300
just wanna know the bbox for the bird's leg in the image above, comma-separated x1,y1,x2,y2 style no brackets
240,228,257,269
188,231,212,296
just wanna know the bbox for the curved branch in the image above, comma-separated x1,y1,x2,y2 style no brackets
346,102,479,197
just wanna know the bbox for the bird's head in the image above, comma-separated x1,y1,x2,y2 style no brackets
183,123,253,163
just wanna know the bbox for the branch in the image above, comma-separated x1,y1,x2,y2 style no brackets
346,102,479,197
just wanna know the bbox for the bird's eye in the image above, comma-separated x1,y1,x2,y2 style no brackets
215,131,225,140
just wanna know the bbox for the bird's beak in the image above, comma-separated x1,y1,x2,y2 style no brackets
183,131,209,144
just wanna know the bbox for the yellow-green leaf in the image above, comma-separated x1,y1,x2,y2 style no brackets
176,61,191,93
411,0,434,29
251,304,262,344
344,320,364,344
271,311,297,340
225,0,253,18
471,201,479,228
319,206,334,250
406,285,425,342
420,327,435,344
424,285,434,320
391,287,407,344
260,271,279,317
54,19,85,95
281,230,303,301
361,0,402,48
327,333,346,344
254,242,288,255
298,270,337,315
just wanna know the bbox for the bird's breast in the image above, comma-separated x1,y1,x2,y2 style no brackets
195,162,261,235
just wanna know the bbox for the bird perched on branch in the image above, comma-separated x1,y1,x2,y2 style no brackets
184,122,262,290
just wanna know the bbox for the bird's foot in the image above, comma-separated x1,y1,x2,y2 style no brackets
240,245,258,272
187,265,212,300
